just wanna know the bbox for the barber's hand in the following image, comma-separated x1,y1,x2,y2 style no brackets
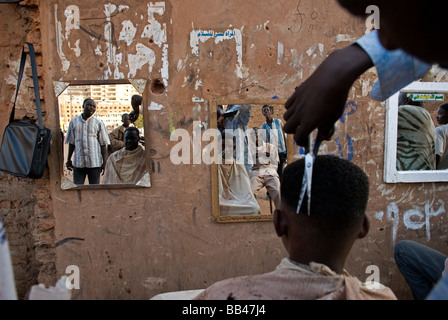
284,45,373,146
129,110,140,123
284,60,350,146
66,160,73,171
101,164,105,176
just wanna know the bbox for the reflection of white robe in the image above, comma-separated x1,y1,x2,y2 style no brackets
218,158,260,216
103,146,146,184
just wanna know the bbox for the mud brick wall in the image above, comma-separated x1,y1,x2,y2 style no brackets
0,0,447,300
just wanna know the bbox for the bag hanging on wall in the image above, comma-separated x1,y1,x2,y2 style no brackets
0,42,52,179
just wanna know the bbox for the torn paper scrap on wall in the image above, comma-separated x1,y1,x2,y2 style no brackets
54,2,168,85
190,28,248,79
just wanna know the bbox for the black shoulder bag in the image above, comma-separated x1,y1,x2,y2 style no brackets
0,42,52,179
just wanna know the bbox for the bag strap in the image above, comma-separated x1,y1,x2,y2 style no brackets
9,42,44,131
9,46,26,123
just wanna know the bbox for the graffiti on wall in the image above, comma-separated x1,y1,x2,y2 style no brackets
374,200,446,244
54,2,169,83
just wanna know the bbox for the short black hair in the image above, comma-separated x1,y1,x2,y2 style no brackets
83,98,95,107
439,103,448,112
125,126,140,136
281,155,369,232
262,105,273,113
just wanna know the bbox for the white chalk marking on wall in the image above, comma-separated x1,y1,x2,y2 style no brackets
71,39,81,57
375,200,446,243
190,28,248,79
141,2,167,48
177,59,184,72
335,34,357,43
94,45,102,56
64,5,80,39
161,44,169,87
148,102,165,111
277,42,284,65
127,43,156,78
103,4,124,79
54,4,70,72
119,20,137,46
306,44,316,56
56,4,168,81
318,43,324,55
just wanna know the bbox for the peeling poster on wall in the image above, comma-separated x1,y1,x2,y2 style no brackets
53,2,169,83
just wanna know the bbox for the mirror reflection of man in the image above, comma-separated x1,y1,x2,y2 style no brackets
218,131,260,216
261,105,287,181
108,113,131,155
65,98,110,185
103,127,147,184
249,127,281,211
396,93,436,171
435,103,448,169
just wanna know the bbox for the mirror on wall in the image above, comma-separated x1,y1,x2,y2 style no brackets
209,98,293,223
55,80,151,189
384,81,448,183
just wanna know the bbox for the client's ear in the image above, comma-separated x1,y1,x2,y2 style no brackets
273,209,288,237
357,215,370,239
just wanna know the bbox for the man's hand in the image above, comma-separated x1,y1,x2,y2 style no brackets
283,44,373,146
129,110,140,123
66,160,73,171
130,95,142,123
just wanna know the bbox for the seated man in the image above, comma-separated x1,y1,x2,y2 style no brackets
249,127,281,211
194,155,396,300
103,127,146,184
218,131,260,216
394,240,448,300
108,113,131,156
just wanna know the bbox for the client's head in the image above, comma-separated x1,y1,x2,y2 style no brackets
274,155,370,273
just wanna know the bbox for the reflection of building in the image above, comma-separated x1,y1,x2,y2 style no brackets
59,84,140,131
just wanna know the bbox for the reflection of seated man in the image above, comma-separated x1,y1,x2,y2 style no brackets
218,131,260,216
103,127,147,184
397,92,436,171
249,127,281,211
435,103,448,169
108,113,131,156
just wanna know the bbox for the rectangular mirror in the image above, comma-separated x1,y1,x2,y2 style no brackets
55,80,151,189
384,81,448,183
210,98,293,223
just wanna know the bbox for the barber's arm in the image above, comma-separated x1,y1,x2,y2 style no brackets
284,43,373,146
284,30,431,147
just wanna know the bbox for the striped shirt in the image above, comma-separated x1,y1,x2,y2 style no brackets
397,105,436,171
65,115,110,168
261,118,287,154
435,124,448,169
